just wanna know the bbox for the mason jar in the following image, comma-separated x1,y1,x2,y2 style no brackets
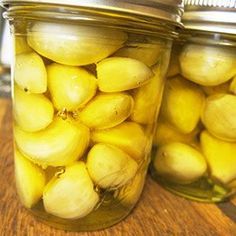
0,0,183,231
151,0,236,202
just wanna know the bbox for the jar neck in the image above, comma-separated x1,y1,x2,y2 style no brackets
178,29,236,48
3,4,179,39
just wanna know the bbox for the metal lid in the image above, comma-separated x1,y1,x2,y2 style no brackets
1,0,183,26
183,0,236,34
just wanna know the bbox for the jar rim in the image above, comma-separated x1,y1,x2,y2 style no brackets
3,4,182,39
0,0,183,26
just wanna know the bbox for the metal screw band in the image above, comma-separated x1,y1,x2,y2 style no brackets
184,0,236,8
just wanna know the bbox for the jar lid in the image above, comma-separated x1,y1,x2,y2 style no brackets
183,0,236,34
0,0,183,26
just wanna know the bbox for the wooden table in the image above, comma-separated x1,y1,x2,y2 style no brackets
0,97,236,236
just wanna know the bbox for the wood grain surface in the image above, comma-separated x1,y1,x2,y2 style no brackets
0,98,236,236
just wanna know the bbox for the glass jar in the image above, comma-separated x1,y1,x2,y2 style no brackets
151,0,236,202
1,0,183,231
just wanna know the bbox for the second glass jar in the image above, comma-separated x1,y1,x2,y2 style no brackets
151,0,236,203
151,33,236,202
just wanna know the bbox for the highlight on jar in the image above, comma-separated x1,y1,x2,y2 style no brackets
151,42,236,202
13,21,168,226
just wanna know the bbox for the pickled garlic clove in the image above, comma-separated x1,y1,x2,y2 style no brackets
43,162,99,219
91,121,147,162
27,22,127,66
14,86,54,132
87,144,138,189
153,142,207,184
114,172,145,206
15,52,47,93
161,76,205,134
113,43,162,67
15,149,46,208
200,131,236,184
153,120,199,146
201,94,236,142
15,36,32,54
130,65,164,124
179,44,236,86
97,57,153,92
14,118,90,166
47,63,97,111
79,93,134,129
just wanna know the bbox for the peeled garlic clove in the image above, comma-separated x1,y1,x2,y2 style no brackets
91,121,147,162
153,120,199,146
15,52,47,93
113,43,162,67
201,94,236,142
200,131,236,184
47,63,97,111
87,144,138,189
15,36,32,54
15,118,90,166
161,76,205,134
202,82,229,96
27,22,127,66
114,172,145,206
180,44,236,86
97,57,153,92
130,65,164,124
14,86,54,132
43,162,99,219
229,76,236,94
154,142,207,184
80,93,133,129
15,149,46,208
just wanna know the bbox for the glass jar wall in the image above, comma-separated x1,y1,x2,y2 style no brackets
151,33,236,202
1,1,182,231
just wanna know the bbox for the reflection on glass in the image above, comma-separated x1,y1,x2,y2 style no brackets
0,9,11,97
